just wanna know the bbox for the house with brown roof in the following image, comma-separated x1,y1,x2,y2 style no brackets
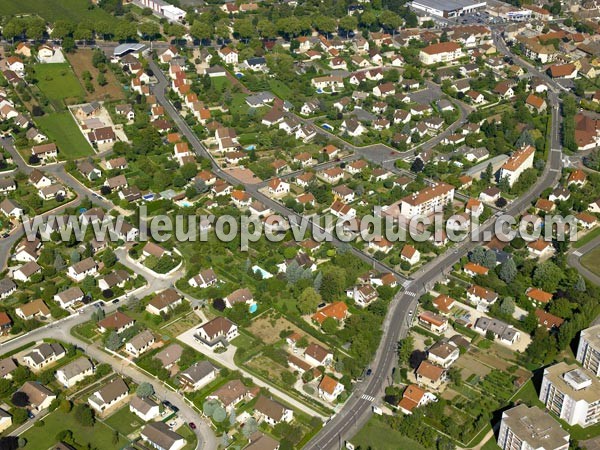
398,384,436,415
224,288,254,309
548,63,577,79
15,299,50,321
526,287,553,306
178,360,218,390
19,381,56,411
154,344,183,370
536,309,564,331
418,311,448,334
23,343,65,370
195,317,239,348
125,330,155,357
67,257,97,282
312,302,349,325
304,343,333,367
97,311,135,334
146,289,183,315
318,375,344,402
467,285,498,312
527,238,554,258
400,244,420,265
88,377,129,413
525,94,547,113
419,42,463,65
207,379,253,413
416,360,448,390
433,294,455,314
31,143,57,162
254,396,293,426
141,422,186,450
428,340,460,368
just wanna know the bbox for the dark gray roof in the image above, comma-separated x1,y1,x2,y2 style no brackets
179,360,217,384
141,422,184,449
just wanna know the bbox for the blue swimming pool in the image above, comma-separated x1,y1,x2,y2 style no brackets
252,265,273,279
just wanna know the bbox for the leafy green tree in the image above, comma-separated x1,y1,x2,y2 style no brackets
499,297,515,316
533,261,563,292
74,404,94,427
136,382,154,398
322,317,338,334
102,249,117,268
498,259,517,283
297,287,321,314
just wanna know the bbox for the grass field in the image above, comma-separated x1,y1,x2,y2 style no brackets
35,112,94,159
67,49,125,102
575,227,600,249
0,0,114,23
481,437,501,450
21,409,129,449
352,417,428,450
33,63,85,108
268,80,293,99
581,246,600,277
104,405,144,436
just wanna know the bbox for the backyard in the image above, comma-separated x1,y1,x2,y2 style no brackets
35,112,94,159
32,63,85,108
20,408,130,449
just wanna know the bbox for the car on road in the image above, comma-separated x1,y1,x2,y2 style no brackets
366,368,372,376
188,422,197,430
1,233,8,239
112,299,119,304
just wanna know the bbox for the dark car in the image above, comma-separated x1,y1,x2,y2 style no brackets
189,422,197,430
366,368,372,376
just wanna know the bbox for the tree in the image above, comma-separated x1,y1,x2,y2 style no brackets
398,336,414,366
242,418,258,437
297,287,321,314
203,400,218,417
410,158,424,173
136,382,154,398
212,406,227,422
499,297,515,316
533,261,563,292
11,391,29,407
105,331,121,351
482,163,493,182
74,404,94,427
321,317,338,334
102,249,117,268
320,267,346,300
498,259,517,283
54,253,66,271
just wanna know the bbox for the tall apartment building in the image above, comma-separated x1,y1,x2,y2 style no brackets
577,325,600,377
540,362,600,428
400,183,455,218
499,145,535,187
419,42,463,65
498,404,569,450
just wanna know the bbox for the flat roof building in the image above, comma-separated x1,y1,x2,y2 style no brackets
540,362,600,428
409,0,487,18
577,324,600,377
498,404,569,450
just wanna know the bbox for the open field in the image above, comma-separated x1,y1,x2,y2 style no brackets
67,49,125,101
21,408,129,449
581,245,600,277
0,0,114,22
35,112,94,159
247,314,302,345
353,417,428,450
32,63,85,108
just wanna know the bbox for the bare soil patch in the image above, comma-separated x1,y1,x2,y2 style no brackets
67,49,124,101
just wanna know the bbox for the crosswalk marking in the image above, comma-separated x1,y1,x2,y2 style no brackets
573,251,582,257
402,280,412,288
405,291,416,298
361,394,376,402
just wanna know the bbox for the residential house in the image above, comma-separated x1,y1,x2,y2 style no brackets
97,311,135,334
178,361,218,390
254,396,293,426
146,289,183,316
467,285,498,311
54,287,84,309
130,396,160,422
318,375,344,402
418,311,448,334
19,382,56,411
140,422,186,450
416,361,447,390
23,343,65,370
125,330,156,357
195,317,239,348
55,357,94,388
474,317,520,344
67,257,97,282
15,299,50,321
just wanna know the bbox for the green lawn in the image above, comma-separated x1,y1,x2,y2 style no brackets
21,409,129,449
0,0,114,22
352,417,428,450
211,76,232,92
268,80,293,99
574,227,600,249
513,380,544,408
35,112,94,159
33,63,85,107
481,437,501,450
104,405,145,436
581,245,600,277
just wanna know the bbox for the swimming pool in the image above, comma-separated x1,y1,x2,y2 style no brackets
245,145,256,151
252,265,273,279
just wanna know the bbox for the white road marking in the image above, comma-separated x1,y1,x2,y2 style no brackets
361,394,376,402
573,251,582,257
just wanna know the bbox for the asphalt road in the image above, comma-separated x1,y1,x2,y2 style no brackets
567,234,600,286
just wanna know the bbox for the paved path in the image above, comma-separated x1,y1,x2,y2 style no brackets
567,234,600,286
